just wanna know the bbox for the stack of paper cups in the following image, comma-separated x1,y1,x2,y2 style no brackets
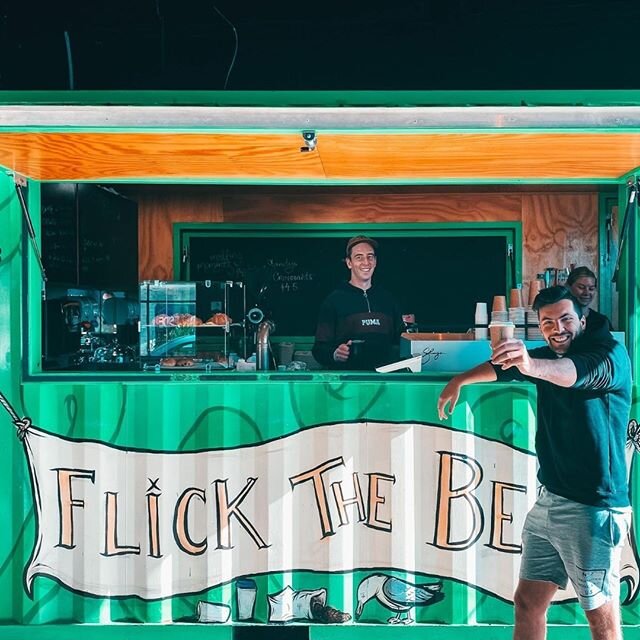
492,295,507,312
474,302,489,339
475,302,488,325
528,279,544,307
526,306,543,340
491,295,508,322
509,288,523,309
509,307,526,340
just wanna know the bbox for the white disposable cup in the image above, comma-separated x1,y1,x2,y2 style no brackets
236,579,257,620
474,302,488,325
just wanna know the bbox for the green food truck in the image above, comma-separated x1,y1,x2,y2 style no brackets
0,91,639,638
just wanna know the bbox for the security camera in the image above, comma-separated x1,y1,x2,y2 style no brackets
247,307,265,325
300,130,317,152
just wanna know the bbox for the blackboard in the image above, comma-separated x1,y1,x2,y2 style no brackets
41,184,77,283
42,184,138,290
184,232,510,336
77,184,138,288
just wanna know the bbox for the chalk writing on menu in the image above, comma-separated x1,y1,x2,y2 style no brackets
195,250,245,278
41,184,138,289
266,257,314,294
194,252,315,295
81,238,109,262
42,204,76,276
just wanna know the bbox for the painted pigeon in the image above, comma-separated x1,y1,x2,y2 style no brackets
356,573,444,624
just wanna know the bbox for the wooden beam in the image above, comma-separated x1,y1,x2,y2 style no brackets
0,132,638,181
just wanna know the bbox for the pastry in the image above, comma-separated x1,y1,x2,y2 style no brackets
209,313,231,326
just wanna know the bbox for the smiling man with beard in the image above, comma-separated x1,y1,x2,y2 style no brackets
437,286,632,640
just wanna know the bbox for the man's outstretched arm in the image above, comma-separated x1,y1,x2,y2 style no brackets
437,362,498,420
490,339,577,387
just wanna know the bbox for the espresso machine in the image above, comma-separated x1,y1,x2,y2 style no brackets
81,295,138,367
43,293,101,369
43,290,138,370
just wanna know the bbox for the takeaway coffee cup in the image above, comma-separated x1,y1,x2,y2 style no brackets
236,578,257,620
278,341,295,366
489,321,515,349
349,339,365,359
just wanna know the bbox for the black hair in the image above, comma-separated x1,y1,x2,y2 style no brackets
532,286,584,318
566,266,597,287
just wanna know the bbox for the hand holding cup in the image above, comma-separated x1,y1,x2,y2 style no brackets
349,339,365,360
489,322,518,369
334,341,352,362
489,321,515,349
490,329,532,373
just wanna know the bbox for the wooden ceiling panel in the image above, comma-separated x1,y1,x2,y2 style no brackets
0,131,640,181
0,133,327,181
318,133,640,180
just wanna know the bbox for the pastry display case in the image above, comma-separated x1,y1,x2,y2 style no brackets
139,280,246,368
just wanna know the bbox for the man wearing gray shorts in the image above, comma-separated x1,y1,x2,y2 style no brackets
437,286,632,640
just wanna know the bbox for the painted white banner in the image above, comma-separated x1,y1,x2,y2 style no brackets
21,421,638,603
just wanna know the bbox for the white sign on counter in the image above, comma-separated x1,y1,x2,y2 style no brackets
400,333,543,372
400,332,625,373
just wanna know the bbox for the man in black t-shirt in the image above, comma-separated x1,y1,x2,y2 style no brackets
312,235,403,370
437,286,632,640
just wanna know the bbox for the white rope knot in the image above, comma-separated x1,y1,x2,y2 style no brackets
15,417,32,441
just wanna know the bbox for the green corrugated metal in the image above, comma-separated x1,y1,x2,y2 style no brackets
2,377,535,626
0,375,637,634
0,97,639,639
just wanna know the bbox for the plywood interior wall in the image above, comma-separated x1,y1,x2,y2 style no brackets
136,187,599,308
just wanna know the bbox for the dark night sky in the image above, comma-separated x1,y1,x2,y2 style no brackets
0,0,639,91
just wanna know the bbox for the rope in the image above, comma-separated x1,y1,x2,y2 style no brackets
0,389,31,440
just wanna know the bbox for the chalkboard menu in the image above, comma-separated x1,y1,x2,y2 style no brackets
42,184,138,290
77,185,138,288
183,231,510,336
41,183,77,283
